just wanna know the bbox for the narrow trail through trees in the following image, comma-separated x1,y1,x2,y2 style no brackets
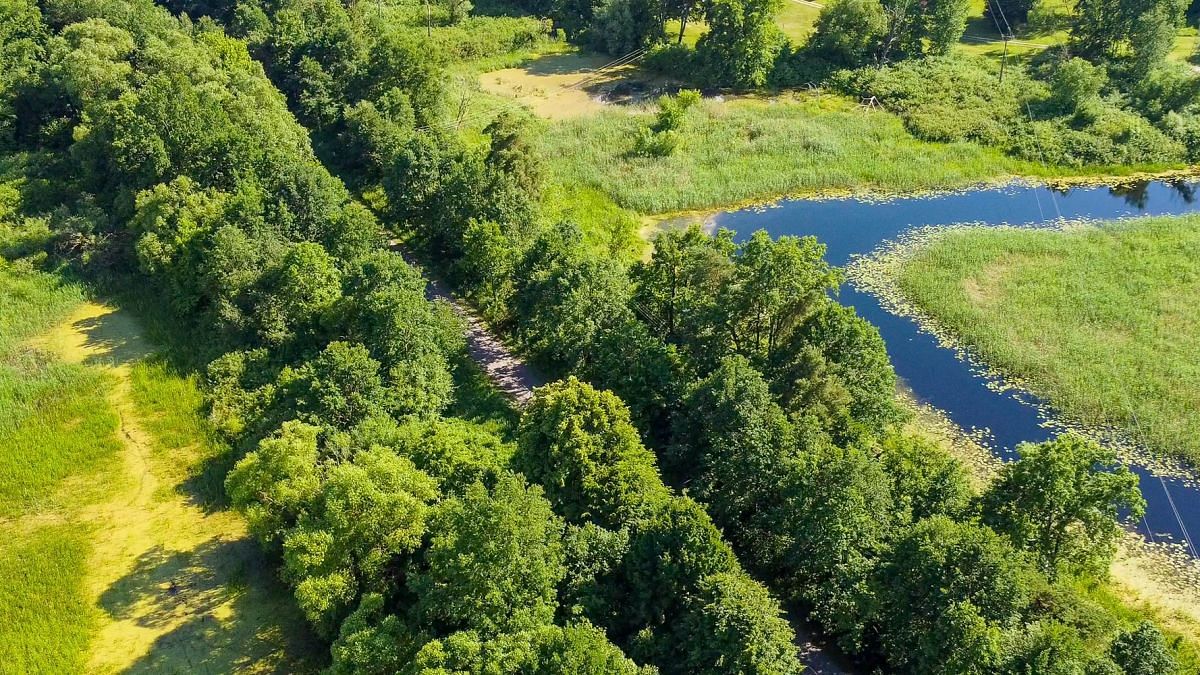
392,241,848,674
392,242,543,404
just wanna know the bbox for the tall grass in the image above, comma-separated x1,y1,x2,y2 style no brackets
0,524,96,673
0,262,118,670
540,94,1050,214
130,358,233,506
0,260,85,353
895,216,1200,467
0,262,119,517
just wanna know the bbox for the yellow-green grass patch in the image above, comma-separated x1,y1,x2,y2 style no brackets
776,0,821,44
0,523,97,673
894,216,1200,467
542,93,1053,214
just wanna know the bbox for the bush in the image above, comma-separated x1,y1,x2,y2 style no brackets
1047,57,1107,115
642,43,696,79
428,16,552,61
807,0,886,67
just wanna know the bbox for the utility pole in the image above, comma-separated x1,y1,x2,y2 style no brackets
425,0,432,38
1000,33,1011,83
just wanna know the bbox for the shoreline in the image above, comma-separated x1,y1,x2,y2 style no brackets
902,395,1200,643
849,219,1200,482
638,167,1200,235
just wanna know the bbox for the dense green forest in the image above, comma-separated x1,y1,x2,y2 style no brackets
1,0,1197,669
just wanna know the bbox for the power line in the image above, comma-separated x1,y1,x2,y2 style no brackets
1021,100,1064,220
567,47,648,89
1160,474,1198,557
1123,396,1197,558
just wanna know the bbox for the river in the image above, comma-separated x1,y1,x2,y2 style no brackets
697,179,1200,557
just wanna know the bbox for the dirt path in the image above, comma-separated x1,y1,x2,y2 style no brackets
391,245,848,673
33,303,317,673
392,244,543,404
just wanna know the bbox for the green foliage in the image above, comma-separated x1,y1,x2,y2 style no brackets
293,341,388,428
1001,620,1119,675
413,474,566,636
255,242,342,346
1072,0,1186,72
284,447,439,634
876,515,1032,673
516,378,802,674
517,377,669,527
226,420,323,546
677,572,803,674
351,415,514,495
874,0,971,62
778,443,894,651
857,55,1189,167
8,0,1194,668
670,355,797,532
877,432,973,522
512,227,636,373
982,435,1144,579
589,0,664,55
1110,621,1178,675
328,593,421,674
633,89,700,157
696,0,785,88
1048,57,1108,115
772,298,899,437
986,0,1035,24
808,0,887,66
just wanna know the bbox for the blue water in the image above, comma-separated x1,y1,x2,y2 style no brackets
707,179,1200,556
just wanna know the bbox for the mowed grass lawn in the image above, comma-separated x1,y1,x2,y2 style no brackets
540,94,1049,214
895,216,1200,466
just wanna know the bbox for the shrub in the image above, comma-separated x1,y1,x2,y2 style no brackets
808,0,887,67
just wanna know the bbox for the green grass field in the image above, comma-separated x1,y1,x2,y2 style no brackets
0,262,117,671
0,524,97,672
895,216,1200,467
541,93,1058,214
0,260,321,672
957,0,1198,65
0,264,121,515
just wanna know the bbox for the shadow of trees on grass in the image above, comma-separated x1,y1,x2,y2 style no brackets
100,538,324,674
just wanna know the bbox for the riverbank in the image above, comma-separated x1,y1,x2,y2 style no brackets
638,169,1200,235
539,89,1193,217
852,216,1200,471
903,396,1200,666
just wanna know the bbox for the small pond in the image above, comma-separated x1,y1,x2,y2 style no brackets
699,179,1200,556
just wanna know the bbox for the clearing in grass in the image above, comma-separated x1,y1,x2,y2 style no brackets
893,215,1200,467
479,51,665,119
0,262,321,673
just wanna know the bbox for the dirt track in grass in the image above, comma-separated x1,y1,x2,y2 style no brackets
32,303,320,673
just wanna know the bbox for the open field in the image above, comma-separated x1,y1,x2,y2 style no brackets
479,52,664,119
957,0,1198,65
539,92,1059,214
776,0,821,42
893,216,1200,467
0,262,320,673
